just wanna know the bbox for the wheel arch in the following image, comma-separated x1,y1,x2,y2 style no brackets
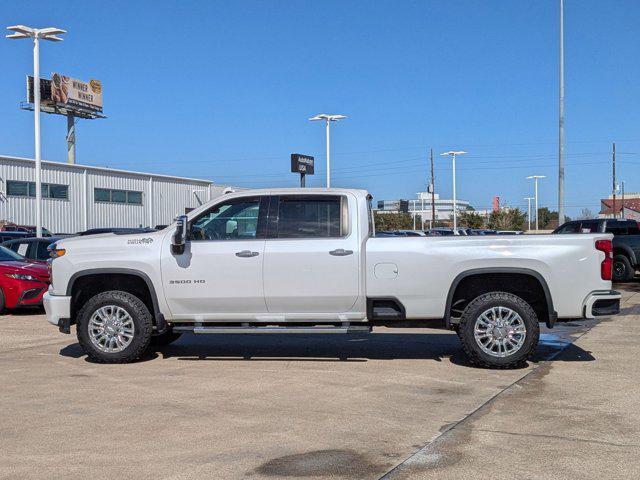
445,267,556,329
67,268,164,329
613,244,636,266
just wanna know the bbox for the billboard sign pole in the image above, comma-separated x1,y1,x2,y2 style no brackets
291,154,314,188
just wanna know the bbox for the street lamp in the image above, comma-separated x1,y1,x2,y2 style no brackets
440,151,467,232
309,113,347,188
526,175,546,232
7,25,66,238
524,197,534,231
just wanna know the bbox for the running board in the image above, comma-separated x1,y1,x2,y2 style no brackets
173,324,371,335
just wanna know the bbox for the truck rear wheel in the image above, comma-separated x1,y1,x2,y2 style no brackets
76,290,153,363
613,254,634,282
457,292,539,368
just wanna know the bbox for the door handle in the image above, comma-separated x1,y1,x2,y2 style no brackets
329,248,353,256
235,250,259,258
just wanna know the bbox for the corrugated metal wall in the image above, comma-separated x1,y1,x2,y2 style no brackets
0,156,226,234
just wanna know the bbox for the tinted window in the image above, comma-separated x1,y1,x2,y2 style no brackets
579,220,600,233
0,245,25,261
606,221,628,235
6,180,68,199
191,197,261,241
36,241,51,260
558,222,580,233
95,188,110,202
127,191,142,205
276,195,345,238
111,190,127,203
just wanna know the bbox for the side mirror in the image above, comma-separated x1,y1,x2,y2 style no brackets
171,215,188,255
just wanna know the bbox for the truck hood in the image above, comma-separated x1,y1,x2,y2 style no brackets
55,230,167,253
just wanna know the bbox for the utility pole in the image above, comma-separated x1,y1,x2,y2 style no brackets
622,180,625,218
612,142,617,219
430,148,435,228
558,0,565,226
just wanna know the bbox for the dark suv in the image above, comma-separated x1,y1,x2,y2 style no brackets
553,219,640,282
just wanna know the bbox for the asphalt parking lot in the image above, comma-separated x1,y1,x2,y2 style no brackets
1,286,639,480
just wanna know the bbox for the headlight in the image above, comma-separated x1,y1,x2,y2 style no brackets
47,243,66,258
6,273,39,282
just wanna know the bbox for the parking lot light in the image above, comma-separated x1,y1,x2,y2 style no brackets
6,25,66,238
309,114,347,188
440,151,467,231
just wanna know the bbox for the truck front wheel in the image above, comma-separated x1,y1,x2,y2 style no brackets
76,290,153,363
457,292,539,368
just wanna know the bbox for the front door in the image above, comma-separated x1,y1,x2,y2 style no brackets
263,194,361,318
161,195,268,321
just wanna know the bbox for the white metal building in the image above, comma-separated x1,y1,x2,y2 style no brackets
0,155,228,234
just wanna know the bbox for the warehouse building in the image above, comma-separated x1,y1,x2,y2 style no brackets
0,155,228,234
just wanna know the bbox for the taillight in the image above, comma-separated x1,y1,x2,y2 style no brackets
595,239,613,281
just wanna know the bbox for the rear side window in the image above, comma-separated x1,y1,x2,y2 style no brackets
628,222,640,234
275,195,347,238
606,221,628,235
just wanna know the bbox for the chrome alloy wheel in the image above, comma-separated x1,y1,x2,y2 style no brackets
88,305,135,353
473,306,526,358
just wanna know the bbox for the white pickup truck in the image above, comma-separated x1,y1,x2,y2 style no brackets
44,188,620,368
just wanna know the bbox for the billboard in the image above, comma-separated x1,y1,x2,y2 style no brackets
51,73,103,112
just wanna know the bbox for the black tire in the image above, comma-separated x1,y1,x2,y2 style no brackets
76,290,153,363
613,254,634,282
0,288,5,314
457,292,539,369
150,329,182,347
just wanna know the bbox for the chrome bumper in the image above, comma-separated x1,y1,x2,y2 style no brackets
583,290,621,319
43,291,72,327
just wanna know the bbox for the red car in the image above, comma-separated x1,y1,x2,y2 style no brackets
0,246,50,312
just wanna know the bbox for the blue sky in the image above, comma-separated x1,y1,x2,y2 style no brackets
1,0,639,216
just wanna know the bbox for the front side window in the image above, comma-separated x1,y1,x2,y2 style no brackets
191,197,262,241
275,195,346,238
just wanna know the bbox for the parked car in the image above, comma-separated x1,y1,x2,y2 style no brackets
496,230,524,235
471,229,498,235
426,228,456,236
1,224,53,236
1,237,62,263
554,219,640,282
77,227,156,236
0,246,50,312
0,231,33,243
45,188,619,368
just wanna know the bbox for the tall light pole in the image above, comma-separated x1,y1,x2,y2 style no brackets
7,25,66,238
527,175,546,231
309,114,347,188
524,197,534,231
558,0,565,227
440,151,467,232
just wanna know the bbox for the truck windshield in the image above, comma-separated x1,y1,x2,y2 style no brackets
0,246,26,262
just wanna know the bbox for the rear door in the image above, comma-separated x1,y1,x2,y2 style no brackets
263,194,361,316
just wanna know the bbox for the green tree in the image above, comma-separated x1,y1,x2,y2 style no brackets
457,211,485,229
488,208,527,231
374,212,422,231
536,207,555,229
